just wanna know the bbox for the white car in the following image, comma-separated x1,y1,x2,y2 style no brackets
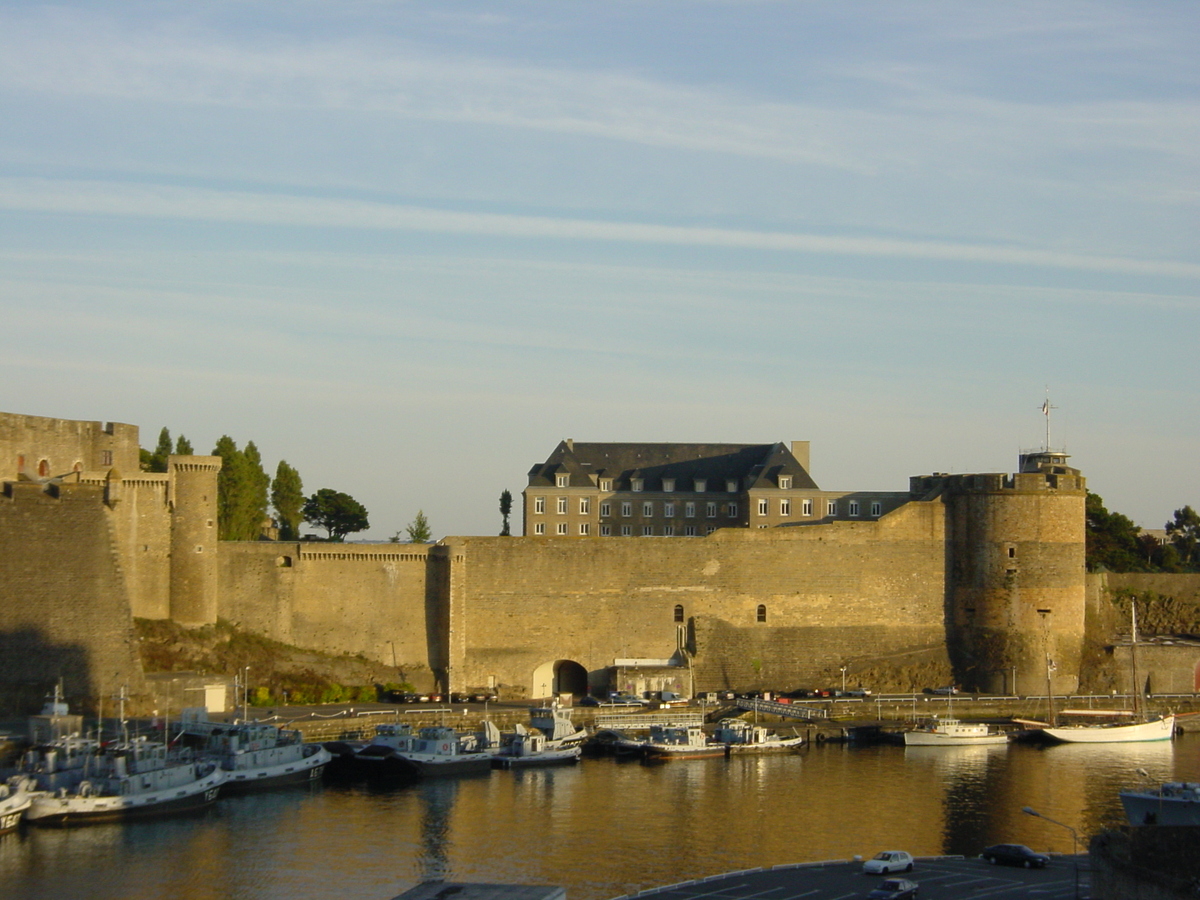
862,851,914,875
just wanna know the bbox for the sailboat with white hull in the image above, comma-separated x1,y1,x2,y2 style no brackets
1040,607,1175,744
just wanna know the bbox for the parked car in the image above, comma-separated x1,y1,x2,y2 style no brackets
925,686,960,695
607,692,647,706
867,878,919,900
979,844,1050,868
578,696,602,707
862,851,914,875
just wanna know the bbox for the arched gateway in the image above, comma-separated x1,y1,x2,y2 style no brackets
531,659,588,700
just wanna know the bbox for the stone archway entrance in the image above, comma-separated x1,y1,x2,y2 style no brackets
531,659,588,700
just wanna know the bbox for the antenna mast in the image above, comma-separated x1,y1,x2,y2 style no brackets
1040,388,1057,451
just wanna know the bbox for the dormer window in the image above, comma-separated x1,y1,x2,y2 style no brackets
779,476,791,490
694,478,706,493
662,478,675,492
556,474,568,488
631,478,644,492
600,479,613,492
726,479,737,492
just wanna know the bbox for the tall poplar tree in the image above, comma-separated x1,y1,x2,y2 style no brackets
499,489,513,536
272,461,305,540
213,436,270,540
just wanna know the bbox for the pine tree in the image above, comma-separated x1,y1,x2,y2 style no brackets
406,510,432,543
213,436,269,541
174,435,194,455
272,461,305,540
499,489,513,536
147,427,172,472
242,442,270,540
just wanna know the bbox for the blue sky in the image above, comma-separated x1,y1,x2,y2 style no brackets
1,1,1197,538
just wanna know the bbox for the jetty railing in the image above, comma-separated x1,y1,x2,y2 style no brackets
736,698,829,720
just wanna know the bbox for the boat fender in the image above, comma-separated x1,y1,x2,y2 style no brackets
78,781,92,798
815,732,826,744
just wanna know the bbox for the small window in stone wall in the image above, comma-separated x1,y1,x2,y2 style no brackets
756,604,767,623
674,604,684,623
38,459,50,477
276,556,293,567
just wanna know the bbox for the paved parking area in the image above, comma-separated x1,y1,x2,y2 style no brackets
622,856,1090,900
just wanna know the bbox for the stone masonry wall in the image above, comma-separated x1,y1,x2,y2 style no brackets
0,412,140,479
444,499,951,696
0,480,146,714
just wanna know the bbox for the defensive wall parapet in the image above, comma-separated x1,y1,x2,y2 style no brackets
0,411,140,480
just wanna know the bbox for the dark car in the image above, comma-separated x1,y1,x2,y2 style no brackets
577,696,602,707
867,878,918,899
980,844,1050,868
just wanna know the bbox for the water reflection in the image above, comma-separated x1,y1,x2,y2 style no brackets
2,735,1196,900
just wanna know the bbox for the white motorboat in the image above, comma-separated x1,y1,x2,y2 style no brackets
177,708,331,793
25,738,226,827
492,726,581,768
1121,781,1200,826
528,707,588,747
903,716,1009,747
713,719,806,753
392,725,501,777
0,777,35,834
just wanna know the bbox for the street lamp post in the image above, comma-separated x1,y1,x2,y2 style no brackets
1022,806,1079,899
242,666,251,723
840,666,848,694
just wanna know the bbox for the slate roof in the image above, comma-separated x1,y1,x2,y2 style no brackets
526,441,819,491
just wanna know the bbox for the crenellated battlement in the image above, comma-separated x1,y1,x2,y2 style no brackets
910,468,1086,497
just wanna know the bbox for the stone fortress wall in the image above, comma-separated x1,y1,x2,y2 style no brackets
5,408,1186,714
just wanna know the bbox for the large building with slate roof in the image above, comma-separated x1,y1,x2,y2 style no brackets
523,439,909,538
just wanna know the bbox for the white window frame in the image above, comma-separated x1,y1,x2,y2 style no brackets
621,501,632,517
779,475,792,490
663,525,674,536
802,498,812,517
642,525,653,536
600,524,611,536
728,502,738,517
631,478,644,492
580,497,590,515
706,502,717,518
849,501,860,517
828,500,837,516
780,499,791,516
556,522,568,535
871,501,882,517
664,502,675,517
600,479,612,492
643,501,654,517
556,474,568,488
557,497,567,515
685,525,697,536
694,478,706,493
534,522,545,535
757,499,768,516
726,479,737,492
705,525,716,535
685,502,695,518
662,478,675,492
620,525,632,536
534,496,545,514
579,523,590,535
600,502,611,517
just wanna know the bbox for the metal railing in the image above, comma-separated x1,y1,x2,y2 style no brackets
594,710,705,731
735,698,828,720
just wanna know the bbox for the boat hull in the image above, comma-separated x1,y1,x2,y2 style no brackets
493,747,581,769
1121,784,1200,826
1041,715,1176,744
903,732,1008,747
220,745,331,794
25,767,226,827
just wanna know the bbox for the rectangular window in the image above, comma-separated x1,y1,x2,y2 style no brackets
757,499,768,516
631,478,644,492
728,503,738,517
694,478,706,493
620,525,631,536
600,479,612,492
600,524,612,536
662,478,675,492
871,501,882,517
780,499,791,516
642,525,653,536
556,522,568,535
664,502,675,517
726,479,737,492
706,502,717,518
705,525,716,535
779,475,791,490
802,498,813,516
556,474,568,487
621,502,632,517
534,496,545,514
579,523,590,535
534,522,545,535
600,502,611,517
685,502,695,518
685,525,697,536
557,497,567,515
828,501,837,516
663,525,674,536
643,501,654,517
580,498,590,514
101,450,113,466
849,501,860,517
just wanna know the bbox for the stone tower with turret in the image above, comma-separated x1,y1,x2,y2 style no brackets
912,450,1087,694
168,454,222,626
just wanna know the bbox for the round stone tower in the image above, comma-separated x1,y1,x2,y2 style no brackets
941,450,1087,695
168,455,222,626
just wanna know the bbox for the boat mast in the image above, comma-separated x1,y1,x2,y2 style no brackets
1131,602,1142,720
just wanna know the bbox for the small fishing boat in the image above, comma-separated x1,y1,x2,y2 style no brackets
528,706,588,747
24,738,226,827
492,726,581,769
177,709,331,793
1121,780,1200,826
0,777,35,834
903,716,1009,747
713,719,806,753
392,724,502,777
641,724,725,760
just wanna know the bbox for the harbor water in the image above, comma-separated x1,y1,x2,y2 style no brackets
3,734,1197,900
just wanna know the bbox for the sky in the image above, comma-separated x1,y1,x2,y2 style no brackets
1,1,1197,539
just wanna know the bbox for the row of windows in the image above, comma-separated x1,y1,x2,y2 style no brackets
672,604,768,622
534,497,884,518
532,522,719,536
555,475,764,493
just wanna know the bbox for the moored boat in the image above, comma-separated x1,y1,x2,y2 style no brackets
392,725,501,777
713,719,806,753
903,716,1009,747
1121,781,1200,826
177,708,331,793
528,706,588,747
641,724,725,760
1041,713,1176,744
24,738,226,827
0,777,35,834
492,726,581,769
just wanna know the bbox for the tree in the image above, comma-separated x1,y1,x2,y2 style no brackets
406,510,432,543
272,461,305,541
499,489,513,536
213,436,270,541
1085,492,1145,572
1166,506,1200,569
174,435,193,456
302,489,370,541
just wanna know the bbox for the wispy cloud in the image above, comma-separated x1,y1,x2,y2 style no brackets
2,176,1198,279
